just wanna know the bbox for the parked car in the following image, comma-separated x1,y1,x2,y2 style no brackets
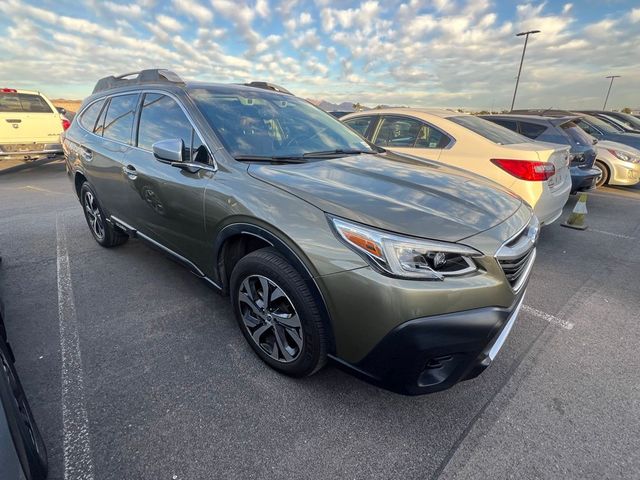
341,108,571,226
63,69,539,395
328,111,353,118
481,114,600,193
512,109,640,151
0,283,48,479
592,140,640,187
0,88,65,160
578,110,640,134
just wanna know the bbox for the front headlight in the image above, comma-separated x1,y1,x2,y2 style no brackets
331,217,481,280
607,148,640,164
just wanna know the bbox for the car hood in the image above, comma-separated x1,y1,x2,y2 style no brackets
248,151,522,242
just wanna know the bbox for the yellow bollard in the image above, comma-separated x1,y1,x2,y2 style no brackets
561,193,588,230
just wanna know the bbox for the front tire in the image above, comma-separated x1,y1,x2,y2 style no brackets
594,160,609,188
230,248,327,377
79,182,128,248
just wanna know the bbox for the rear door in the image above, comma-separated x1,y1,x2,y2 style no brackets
0,91,62,144
119,92,213,264
370,115,449,161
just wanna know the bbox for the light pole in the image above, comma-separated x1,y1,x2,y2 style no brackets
602,75,620,110
510,29,540,111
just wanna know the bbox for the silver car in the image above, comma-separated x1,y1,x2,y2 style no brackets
593,140,640,187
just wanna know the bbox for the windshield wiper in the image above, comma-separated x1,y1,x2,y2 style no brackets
302,149,374,158
234,155,307,163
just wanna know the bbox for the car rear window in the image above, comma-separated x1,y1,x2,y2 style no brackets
449,115,527,145
0,93,53,113
519,122,547,140
560,122,593,146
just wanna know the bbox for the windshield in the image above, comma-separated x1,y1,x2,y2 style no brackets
608,112,640,130
0,93,53,113
449,115,528,145
188,86,375,159
583,115,622,134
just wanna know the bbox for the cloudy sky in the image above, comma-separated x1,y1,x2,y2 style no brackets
0,0,638,110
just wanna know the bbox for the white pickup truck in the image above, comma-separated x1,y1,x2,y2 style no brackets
0,88,67,160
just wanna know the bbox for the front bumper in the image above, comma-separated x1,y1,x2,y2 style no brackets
610,161,640,186
0,143,63,157
331,288,527,395
570,166,599,192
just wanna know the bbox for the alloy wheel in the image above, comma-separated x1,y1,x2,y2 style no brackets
83,190,105,240
237,275,303,363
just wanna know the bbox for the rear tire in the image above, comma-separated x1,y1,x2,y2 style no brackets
594,160,609,188
79,182,128,247
230,247,327,377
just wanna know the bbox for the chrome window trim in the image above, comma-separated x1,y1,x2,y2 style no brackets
366,113,457,150
76,89,218,172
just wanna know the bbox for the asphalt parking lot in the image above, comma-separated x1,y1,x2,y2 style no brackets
1,159,639,480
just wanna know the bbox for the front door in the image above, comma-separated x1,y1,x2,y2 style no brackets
118,93,214,268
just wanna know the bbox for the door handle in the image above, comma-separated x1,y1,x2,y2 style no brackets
80,147,93,161
122,164,138,179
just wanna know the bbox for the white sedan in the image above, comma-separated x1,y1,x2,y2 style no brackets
342,108,571,226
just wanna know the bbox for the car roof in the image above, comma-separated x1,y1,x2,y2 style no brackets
343,107,463,119
482,114,580,124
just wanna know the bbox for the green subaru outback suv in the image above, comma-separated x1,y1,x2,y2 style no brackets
62,70,538,395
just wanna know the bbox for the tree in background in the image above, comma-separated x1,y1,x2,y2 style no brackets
622,107,632,114
352,102,364,112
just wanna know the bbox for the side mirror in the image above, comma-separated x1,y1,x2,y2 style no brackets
152,138,184,163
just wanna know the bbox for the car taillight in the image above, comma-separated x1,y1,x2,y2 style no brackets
62,118,71,130
491,159,555,181
1,88,17,93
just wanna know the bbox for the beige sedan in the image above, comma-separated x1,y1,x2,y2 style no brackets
342,108,572,225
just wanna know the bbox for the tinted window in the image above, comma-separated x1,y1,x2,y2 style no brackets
537,130,569,145
519,121,546,139
560,122,593,146
451,116,527,145
373,116,423,147
583,115,619,134
137,94,209,163
344,116,375,137
103,94,139,144
610,112,640,130
94,99,109,136
79,100,105,131
0,93,53,113
189,86,375,158
415,123,450,148
492,119,518,132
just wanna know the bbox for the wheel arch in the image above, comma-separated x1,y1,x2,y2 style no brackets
214,223,336,355
74,170,87,198
595,157,611,185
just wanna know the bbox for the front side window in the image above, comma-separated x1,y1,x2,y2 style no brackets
188,86,375,159
343,116,375,137
79,99,105,132
450,116,527,145
0,93,53,113
137,93,208,163
102,94,139,144
373,116,423,147
518,122,546,140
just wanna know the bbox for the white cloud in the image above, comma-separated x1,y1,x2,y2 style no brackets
256,0,269,18
172,0,214,23
156,14,183,32
103,2,143,18
631,8,640,23
299,12,312,25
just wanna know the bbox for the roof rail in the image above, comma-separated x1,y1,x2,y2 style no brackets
243,81,293,95
92,69,185,94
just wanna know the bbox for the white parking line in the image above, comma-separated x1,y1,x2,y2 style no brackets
589,229,636,240
522,305,574,330
56,216,95,480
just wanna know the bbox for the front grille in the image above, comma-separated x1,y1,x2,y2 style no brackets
495,216,539,291
498,248,535,288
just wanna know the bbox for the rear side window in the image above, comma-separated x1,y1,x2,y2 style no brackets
102,94,139,145
415,124,450,148
0,93,53,113
518,122,546,140
373,116,423,147
137,93,208,163
79,100,105,132
450,116,527,145
344,116,375,137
